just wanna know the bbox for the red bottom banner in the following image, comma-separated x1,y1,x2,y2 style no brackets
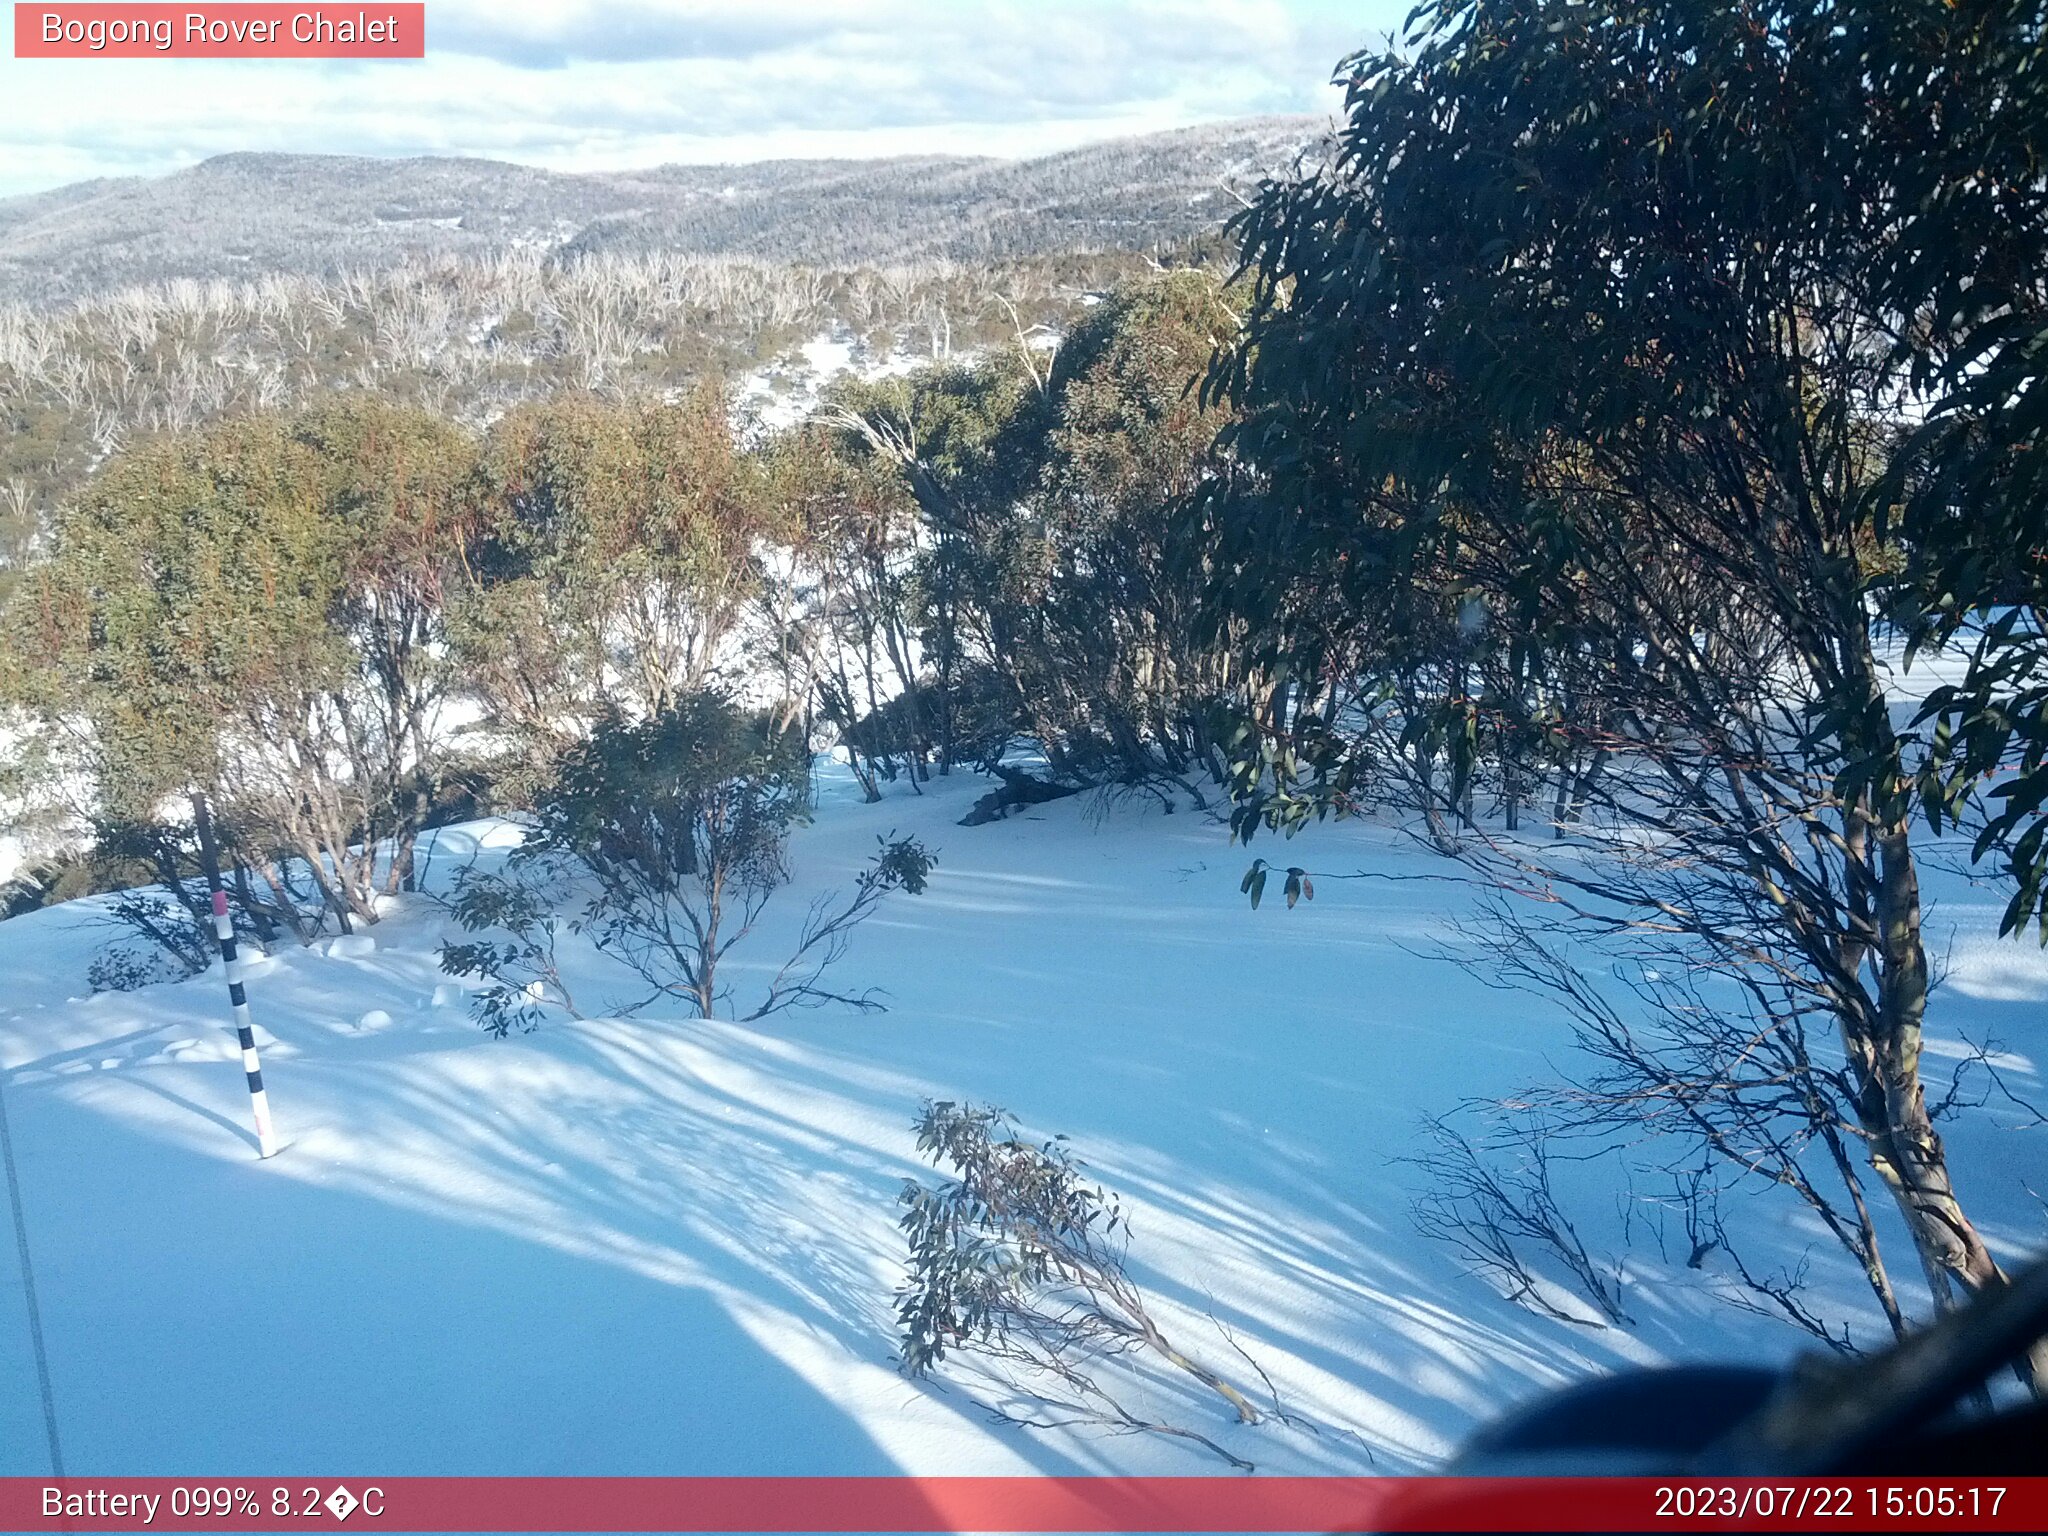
4,1477,2044,1533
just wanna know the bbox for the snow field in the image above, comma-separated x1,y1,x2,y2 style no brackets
0,763,2043,1477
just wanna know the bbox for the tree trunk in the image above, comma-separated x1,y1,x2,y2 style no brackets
230,864,281,945
1566,745,1610,828
391,778,431,894
1857,814,2047,1391
252,859,316,945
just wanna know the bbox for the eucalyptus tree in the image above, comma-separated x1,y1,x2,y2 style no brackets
456,387,775,793
1869,6,2048,942
11,398,477,928
1208,0,2048,1368
822,359,1042,776
820,271,1246,788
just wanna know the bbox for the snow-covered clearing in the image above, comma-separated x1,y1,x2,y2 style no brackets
735,333,928,435
1,765,2044,1477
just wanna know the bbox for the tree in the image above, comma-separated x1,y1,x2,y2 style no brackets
470,691,934,1023
1864,7,2048,942
7,401,477,930
764,423,938,799
822,358,1041,779
1208,0,2046,1374
1024,271,1246,785
456,388,773,794
288,397,481,894
818,271,1248,792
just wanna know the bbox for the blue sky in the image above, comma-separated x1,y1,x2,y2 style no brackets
0,1,1408,197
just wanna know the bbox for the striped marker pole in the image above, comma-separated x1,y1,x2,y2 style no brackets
191,793,279,1159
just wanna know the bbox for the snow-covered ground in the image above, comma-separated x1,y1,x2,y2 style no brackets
1,764,2044,1477
735,332,930,434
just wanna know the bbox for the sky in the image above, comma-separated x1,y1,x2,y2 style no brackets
0,1,1406,199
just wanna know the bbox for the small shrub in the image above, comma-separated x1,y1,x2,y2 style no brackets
443,691,935,1029
897,1100,1266,1470
87,941,198,994
437,865,581,1037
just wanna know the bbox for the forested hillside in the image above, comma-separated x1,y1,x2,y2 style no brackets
0,246,1166,586
0,117,1318,304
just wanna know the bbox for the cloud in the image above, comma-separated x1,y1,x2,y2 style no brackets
427,1,853,69
0,0,1393,199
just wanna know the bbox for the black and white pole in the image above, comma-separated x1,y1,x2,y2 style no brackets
191,793,278,1159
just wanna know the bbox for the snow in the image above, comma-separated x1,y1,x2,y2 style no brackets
1,764,2043,1478
734,330,955,435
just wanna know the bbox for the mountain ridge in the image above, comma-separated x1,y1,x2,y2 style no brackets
0,116,1324,305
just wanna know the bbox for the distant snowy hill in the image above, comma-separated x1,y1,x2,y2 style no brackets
0,118,1323,305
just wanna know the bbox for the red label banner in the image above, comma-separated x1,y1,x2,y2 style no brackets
13,5,425,58
2,1477,2045,1532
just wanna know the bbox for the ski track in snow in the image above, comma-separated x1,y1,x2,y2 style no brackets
0,764,2043,1477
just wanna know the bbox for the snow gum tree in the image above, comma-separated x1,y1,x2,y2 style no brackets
821,359,1039,780
1205,0,2048,1377
540,692,809,1019
455,387,776,795
817,270,1248,791
1026,272,1247,785
476,690,934,1022
7,399,477,931
761,422,937,799
1868,12,2048,946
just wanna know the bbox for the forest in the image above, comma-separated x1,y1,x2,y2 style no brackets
2,0,2046,1474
